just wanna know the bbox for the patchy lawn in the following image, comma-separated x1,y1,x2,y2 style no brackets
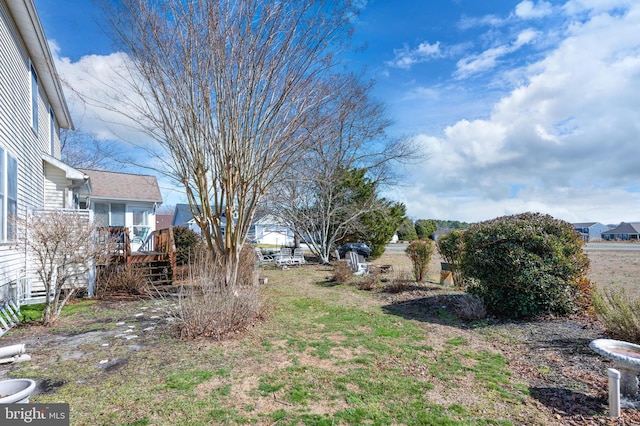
0,244,638,425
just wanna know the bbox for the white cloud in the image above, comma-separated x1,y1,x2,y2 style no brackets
398,3,640,223
402,86,440,101
455,29,537,78
563,0,636,17
50,41,181,202
458,14,506,30
515,1,553,19
386,41,442,69
51,41,158,147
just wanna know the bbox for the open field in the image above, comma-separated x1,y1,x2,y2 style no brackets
0,244,638,425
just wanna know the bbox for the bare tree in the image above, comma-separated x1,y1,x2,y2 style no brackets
60,128,126,171
268,75,418,263
16,211,111,326
99,0,357,289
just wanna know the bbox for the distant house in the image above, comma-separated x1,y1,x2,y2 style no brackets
0,0,92,303
601,223,640,241
171,203,233,236
172,203,203,234
248,213,294,246
572,222,609,242
156,213,174,230
79,169,163,250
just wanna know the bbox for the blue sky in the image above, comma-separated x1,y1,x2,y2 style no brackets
34,0,640,224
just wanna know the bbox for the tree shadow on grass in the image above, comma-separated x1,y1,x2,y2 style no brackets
529,386,607,417
380,294,471,327
315,280,340,288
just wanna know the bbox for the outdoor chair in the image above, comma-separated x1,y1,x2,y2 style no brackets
274,248,293,268
291,248,306,265
131,226,150,246
347,251,369,275
255,248,274,266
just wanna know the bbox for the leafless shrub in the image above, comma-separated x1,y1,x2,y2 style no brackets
593,288,640,343
331,261,353,285
170,247,264,340
15,210,114,326
450,294,487,321
384,269,414,293
356,271,380,291
96,264,150,298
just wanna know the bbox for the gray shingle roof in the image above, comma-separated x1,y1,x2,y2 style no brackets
572,222,597,228
602,222,640,235
81,169,163,203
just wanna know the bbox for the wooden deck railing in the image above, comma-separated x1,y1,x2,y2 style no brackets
153,228,177,273
98,227,176,286
97,226,131,264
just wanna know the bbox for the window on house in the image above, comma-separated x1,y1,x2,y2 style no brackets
7,156,17,240
30,64,38,134
0,147,4,241
111,203,125,227
95,203,126,227
94,203,109,227
49,106,55,155
0,147,18,242
132,209,148,237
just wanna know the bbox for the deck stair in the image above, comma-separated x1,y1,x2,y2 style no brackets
99,227,177,293
129,252,173,286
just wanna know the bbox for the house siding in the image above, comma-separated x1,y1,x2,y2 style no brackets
0,0,65,300
43,163,67,209
24,209,93,298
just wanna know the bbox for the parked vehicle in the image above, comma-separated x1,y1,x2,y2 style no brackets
338,242,371,259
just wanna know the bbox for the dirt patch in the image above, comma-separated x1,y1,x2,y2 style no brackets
0,299,176,381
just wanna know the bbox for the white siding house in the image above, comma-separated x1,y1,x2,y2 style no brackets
0,0,91,303
248,213,294,246
80,169,163,251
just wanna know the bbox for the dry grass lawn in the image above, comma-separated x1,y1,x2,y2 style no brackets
0,242,638,425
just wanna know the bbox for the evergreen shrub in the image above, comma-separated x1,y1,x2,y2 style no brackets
461,212,592,318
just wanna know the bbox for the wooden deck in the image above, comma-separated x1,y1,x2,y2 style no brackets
99,227,176,287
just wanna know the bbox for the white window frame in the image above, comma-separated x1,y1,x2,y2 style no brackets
30,63,38,134
131,208,149,238
49,106,55,155
94,202,126,227
0,147,18,242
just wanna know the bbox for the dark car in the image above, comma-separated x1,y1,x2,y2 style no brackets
338,242,371,259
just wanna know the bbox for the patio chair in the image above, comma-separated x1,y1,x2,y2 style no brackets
291,248,306,265
255,248,274,266
347,251,369,275
274,248,293,268
131,226,150,245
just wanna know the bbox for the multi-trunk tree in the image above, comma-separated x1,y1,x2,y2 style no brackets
100,0,359,289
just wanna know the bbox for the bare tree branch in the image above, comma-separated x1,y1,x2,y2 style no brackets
267,74,420,263
95,0,358,288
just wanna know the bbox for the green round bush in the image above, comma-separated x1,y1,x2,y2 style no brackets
461,212,592,318
173,226,203,265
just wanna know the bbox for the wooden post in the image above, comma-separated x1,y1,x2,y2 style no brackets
440,262,453,286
